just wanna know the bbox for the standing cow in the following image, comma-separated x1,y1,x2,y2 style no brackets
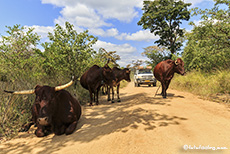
4,78,81,137
107,67,131,103
80,64,115,106
154,58,185,98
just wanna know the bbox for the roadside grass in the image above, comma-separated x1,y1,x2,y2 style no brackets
170,69,230,103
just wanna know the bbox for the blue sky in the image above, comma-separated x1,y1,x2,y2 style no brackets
0,0,214,67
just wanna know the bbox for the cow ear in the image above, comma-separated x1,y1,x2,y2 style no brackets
35,85,42,92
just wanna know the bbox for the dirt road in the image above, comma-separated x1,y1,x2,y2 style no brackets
1,82,230,154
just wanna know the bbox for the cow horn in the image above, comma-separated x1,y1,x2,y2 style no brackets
175,59,178,65
4,89,35,95
54,76,74,91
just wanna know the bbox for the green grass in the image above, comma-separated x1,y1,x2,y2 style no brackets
170,69,230,103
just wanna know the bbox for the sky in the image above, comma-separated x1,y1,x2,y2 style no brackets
0,0,215,67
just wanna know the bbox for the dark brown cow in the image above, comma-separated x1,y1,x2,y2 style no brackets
154,58,185,98
107,67,131,103
4,78,81,137
80,64,115,106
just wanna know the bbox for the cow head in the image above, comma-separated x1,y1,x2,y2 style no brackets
4,78,74,126
123,68,131,82
102,64,116,83
174,58,185,75
34,85,56,126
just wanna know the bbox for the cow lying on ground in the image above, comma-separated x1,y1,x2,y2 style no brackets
154,58,185,98
4,78,81,137
107,67,131,103
80,64,115,106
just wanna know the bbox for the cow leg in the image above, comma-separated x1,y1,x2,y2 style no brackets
102,86,105,95
105,85,108,94
88,89,93,106
53,124,66,136
160,81,164,96
103,85,108,95
65,121,78,135
161,81,167,98
111,86,115,103
163,79,171,98
96,87,100,105
107,85,111,101
165,79,171,91
117,84,121,102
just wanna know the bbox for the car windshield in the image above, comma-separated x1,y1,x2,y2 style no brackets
138,69,152,74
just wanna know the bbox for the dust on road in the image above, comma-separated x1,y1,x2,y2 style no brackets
1,82,230,154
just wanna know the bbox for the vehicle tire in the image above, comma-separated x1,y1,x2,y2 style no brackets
138,84,140,87
153,83,156,87
148,84,151,87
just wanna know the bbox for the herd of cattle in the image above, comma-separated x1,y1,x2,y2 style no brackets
4,58,184,137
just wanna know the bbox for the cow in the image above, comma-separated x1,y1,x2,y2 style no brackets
80,64,115,106
4,78,81,137
153,58,185,98
107,67,131,103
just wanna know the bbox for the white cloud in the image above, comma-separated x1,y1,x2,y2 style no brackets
42,0,143,29
93,40,139,67
89,28,119,37
27,25,54,39
89,28,158,42
123,30,159,41
93,40,137,54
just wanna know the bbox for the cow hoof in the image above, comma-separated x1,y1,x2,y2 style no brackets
163,96,167,99
111,100,115,103
89,103,93,106
117,99,121,102
107,98,111,101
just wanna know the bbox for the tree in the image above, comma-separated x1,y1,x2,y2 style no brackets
0,24,42,81
183,0,230,71
41,22,98,79
131,59,143,69
93,48,120,67
138,0,191,57
142,46,171,67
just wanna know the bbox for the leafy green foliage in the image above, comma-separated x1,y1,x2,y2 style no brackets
92,48,120,68
141,46,171,67
0,25,43,81
131,59,143,69
183,0,230,71
41,22,98,79
138,0,191,55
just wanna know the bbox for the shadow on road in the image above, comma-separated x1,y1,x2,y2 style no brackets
1,90,188,154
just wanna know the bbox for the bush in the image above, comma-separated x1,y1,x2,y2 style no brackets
170,69,230,103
